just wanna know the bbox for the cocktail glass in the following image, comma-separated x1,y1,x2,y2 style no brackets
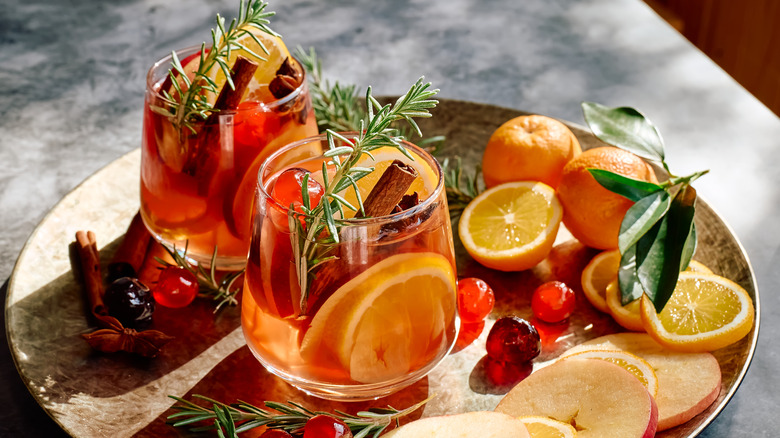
140,45,318,269
242,134,459,400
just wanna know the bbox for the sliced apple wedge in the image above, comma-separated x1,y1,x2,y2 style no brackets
384,411,530,437
565,332,721,431
495,358,657,438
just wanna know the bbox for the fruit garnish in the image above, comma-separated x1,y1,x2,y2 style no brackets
580,249,620,313
605,279,645,332
156,243,244,312
581,102,709,312
561,349,659,398
481,114,582,189
457,277,495,323
458,181,562,271
153,266,199,308
639,271,755,352
286,79,439,315
685,259,713,274
486,317,541,364
299,253,456,383
303,415,353,438
517,416,577,438
152,0,280,136
167,394,430,437
496,358,659,438
531,281,575,323
271,168,325,215
103,277,155,329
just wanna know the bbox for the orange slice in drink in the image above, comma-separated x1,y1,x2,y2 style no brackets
561,349,659,398
605,280,645,332
300,253,457,384
517,416,576,438
581,249,620,313
640,272,754,352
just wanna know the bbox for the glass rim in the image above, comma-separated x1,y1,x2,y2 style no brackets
145,44,308,111
258,132,445,226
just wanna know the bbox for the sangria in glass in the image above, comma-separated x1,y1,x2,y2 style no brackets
242,133,459,400
140,41,318,269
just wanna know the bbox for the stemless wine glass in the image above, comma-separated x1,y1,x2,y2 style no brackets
242,134,459,400
139,45,318,269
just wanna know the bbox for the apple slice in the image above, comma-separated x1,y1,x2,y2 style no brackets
384,411,530,437
495,358,657,438
565,332,721,431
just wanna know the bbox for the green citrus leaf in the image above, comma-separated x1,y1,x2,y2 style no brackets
635,185,697,311
618,244,644,304
680,222,697,271
588,168,663,202
618,190,672,253
582,102,665,162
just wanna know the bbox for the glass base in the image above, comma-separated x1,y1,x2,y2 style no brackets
242,324,457,402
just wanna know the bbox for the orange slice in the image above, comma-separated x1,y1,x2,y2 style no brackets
517,416,576,438
605,280,645,332
300,253,457,383
685,260,713,274
561,349,659,398
640,272,754,352
581,249,620,313
458,181,562,271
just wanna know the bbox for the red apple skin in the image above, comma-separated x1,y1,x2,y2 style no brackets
643,396,659,438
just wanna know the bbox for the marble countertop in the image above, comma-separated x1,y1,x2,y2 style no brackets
2,0,778,436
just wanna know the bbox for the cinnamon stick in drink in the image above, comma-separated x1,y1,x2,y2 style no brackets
356,159,418,218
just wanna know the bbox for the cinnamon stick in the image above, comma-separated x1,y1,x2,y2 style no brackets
76,231,109,319
108,212,152,280
186,56,259,184
356,160,418,218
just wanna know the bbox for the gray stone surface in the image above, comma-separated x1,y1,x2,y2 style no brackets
2,0,778,436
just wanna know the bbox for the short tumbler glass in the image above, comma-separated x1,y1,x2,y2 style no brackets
241,134,459,400
140,45,318,269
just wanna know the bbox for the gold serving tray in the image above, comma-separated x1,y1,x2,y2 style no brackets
6,99,759,437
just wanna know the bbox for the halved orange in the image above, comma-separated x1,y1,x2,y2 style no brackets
640,272,754,352
458,181,562,271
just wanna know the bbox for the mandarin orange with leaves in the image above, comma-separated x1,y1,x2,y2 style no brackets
482,115,581,189
557,146,657,249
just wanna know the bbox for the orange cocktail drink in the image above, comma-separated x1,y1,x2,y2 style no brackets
242,134,458,400
140,43,318,269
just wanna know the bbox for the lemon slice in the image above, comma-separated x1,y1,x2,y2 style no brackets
640,272,754,352
517,416,576,438
182,25,291,104
581,249,620,313
605,280,645,332
458,181,562,271
561,349,659,398
300,253,457,384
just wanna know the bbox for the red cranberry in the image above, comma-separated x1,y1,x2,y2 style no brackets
104,277,154,328
457,277,495,323
303,414,352,438
531,281,576,323
152,266,199,308
486,316,541,364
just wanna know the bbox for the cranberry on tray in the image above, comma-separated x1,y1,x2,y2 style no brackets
457,277,495,323
152,266,199,308
531,281,576,323
103,277,155,328
303,415,353,438
486,316,541,364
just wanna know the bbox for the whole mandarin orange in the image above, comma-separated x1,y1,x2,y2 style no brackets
482,115,582,189
557,146,657,249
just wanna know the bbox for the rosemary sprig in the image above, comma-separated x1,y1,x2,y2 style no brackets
295,47,446,151
442,157,482,221
167,394,430,437
156,243,244,312
289,78,439,315
151,0,277,136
